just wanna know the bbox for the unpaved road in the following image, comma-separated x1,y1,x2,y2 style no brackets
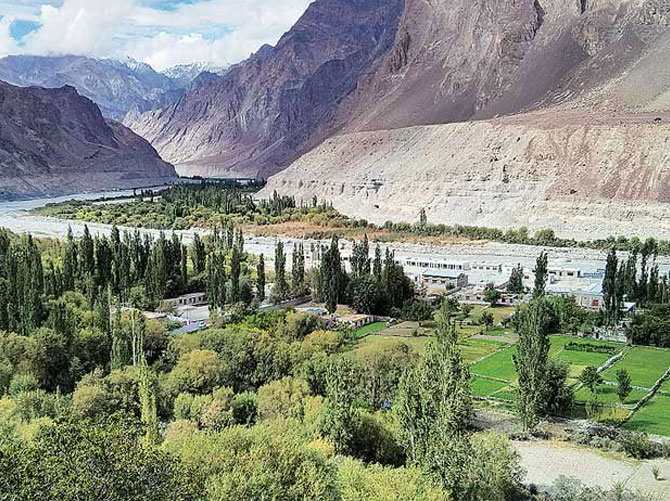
515,440,670,496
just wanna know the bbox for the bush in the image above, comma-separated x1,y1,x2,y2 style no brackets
564,342,617,355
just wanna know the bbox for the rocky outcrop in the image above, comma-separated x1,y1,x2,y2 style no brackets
0,81,176,200
127,0,404,177
0,55,184,121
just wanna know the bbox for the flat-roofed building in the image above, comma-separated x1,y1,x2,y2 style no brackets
419,269,468,291
162,292,207,309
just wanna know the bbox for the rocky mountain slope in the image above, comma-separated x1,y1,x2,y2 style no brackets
0,81,176,200
127,0,404,178
255,0,670,238
0,55,186,121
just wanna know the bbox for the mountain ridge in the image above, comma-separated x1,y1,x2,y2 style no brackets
0,80,176,200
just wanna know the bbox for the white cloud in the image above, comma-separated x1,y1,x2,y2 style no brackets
4,0,313,70
0,17,18,57
23,0,135,57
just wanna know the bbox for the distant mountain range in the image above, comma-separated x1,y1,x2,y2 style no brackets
0,55,220,121
161,62,228,87
0,80,176,200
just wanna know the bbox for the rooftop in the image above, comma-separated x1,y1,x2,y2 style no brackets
420,269,467,279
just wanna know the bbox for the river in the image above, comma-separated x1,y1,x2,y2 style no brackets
3,190,670,280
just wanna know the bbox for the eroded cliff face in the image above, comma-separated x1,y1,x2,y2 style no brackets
127,0,404,178
261,111,670,240
0,81,176,200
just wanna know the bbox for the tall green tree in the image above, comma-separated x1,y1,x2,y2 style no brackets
616,368,632,404
373,245,383,280
190,233,206,275
256,254,266,303
319,237,346,314
274,241,288,301
324,358,357,454
603,248,623,328
230,245,241,303
513,300,550,431
533,251,548,298
507,264,524,295
291,243,305,297
395,303,472,496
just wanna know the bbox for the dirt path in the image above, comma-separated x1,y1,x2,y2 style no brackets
514,440,670,496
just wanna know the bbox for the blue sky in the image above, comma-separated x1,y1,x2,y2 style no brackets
0,0,312,70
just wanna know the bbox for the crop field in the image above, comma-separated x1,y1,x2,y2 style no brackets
457,337,507,364
471,346,518,382
353,322,387,338
354,321,670,435
549,336,624,379
601,347,670,389
625,394,670,436
352,334,429,357
471,377,509,398
574,385,648,406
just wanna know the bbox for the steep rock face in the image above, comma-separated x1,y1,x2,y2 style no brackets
259,0,670,238
0,81,176,200
261,111,670,239
127,0,404,177
0,55,184,121
343,0,670,130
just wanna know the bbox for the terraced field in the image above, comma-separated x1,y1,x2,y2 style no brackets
351,312,670,435
601,347,670,389
625,394,670,436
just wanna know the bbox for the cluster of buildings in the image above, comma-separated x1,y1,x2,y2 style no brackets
394,255,608,310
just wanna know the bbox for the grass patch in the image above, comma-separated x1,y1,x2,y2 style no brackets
471,378,509,398
471,346,518,382
458,337,507,364
574,385,648,406
602,346,670,389
353,322,387,338
353,334,429,357
625,394,670,436
550,336,624,379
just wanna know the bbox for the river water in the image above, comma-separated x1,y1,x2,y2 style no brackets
3,190,670,279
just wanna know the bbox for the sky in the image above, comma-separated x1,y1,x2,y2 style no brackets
0,0,312,71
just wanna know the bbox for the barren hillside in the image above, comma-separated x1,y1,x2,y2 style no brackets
261,111,670,240
0,81,176,200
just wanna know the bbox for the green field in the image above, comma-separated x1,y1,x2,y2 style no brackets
602,347,670,389
353,322,388,338
471,346,518,382
625,394,670,436
458,337,507,364
574,384,648,406
471,377,509,398
550,336,624,379
352,334,429,357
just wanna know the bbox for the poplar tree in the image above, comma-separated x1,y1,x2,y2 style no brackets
274,241,288,301
230,245,241,303
373,245,383,280
138,357,160,446
63,226,78,291
257,254,266,302
319,237,345,314
507,264,524,295
190,233,206,274
513,300,551,431
603,248,622,327
533,251,548,298
396,303,472,495
291,243,305,297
